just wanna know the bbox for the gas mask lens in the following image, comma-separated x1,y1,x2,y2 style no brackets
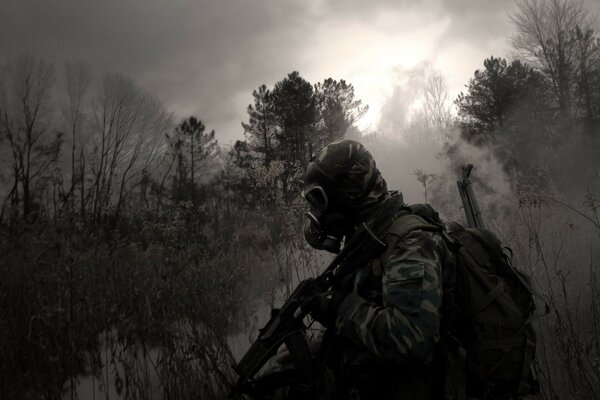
302,186,328,211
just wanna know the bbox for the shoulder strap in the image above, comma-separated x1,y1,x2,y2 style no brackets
382,214,441,262
387,214,440,238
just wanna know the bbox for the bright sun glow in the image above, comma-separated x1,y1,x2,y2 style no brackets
356,104,381,132
304,10,452,136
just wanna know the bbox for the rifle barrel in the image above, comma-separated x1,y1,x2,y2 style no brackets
457,164,485,229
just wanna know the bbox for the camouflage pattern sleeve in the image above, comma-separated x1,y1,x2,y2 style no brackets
334,229,444,364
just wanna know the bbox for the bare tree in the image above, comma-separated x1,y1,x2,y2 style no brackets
89,73,172,220
423,74,454,144
412,169,436,203
572,26,600,127
408,73,454,145
63,61,91,214
511,0,597,117
0,54,57,219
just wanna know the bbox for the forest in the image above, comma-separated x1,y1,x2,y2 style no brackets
1,0,600,399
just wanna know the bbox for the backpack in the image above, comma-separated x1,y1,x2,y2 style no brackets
383,204,542,399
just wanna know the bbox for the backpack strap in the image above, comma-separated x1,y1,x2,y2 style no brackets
387,214,440,238
508,264,552,321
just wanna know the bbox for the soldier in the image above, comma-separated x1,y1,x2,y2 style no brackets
291,139,456,400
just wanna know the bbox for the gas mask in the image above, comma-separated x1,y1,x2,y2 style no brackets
301,140,386,253
302,179,354,254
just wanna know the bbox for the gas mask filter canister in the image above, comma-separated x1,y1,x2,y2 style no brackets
303,207,353,254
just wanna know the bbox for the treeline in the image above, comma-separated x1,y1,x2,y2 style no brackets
0,61,365,234
447,2,600,398
0,58,366,398
453,0,600,190
1,0,600,398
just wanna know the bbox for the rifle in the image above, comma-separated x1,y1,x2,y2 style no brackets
457,164,485,229
231,222,386,398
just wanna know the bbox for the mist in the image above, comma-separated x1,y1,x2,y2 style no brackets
1,0,600,399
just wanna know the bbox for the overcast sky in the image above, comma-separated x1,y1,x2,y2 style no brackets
2,0,599,145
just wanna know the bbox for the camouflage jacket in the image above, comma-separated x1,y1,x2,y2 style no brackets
331,194,455,399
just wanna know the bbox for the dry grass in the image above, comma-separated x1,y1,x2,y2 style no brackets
0,202,283,399
485,170,600,400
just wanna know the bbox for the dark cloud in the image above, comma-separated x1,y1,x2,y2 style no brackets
1,0,318,142
2,0,597,144
436,0,513,46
